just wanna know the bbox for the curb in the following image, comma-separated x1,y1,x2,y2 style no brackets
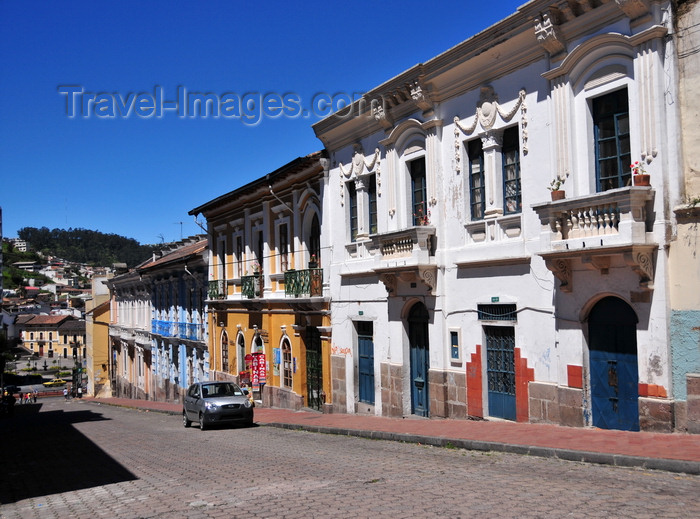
263,422,700,476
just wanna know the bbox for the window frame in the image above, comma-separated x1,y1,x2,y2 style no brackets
501,126,521,215
467,139,485,220
593,88,630,192
409,157,427,226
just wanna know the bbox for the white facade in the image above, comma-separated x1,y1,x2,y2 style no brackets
314,0,686,431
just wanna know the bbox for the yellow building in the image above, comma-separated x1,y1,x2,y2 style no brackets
85,275,112,397
189,152,332,411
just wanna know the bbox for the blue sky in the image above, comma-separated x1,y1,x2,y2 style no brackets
1,0,524,245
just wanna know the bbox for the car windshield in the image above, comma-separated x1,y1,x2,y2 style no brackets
201,383,244,398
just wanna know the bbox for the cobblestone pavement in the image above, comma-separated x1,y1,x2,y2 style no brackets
1,398,698,518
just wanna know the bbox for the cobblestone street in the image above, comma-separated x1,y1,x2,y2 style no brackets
2,398,698,518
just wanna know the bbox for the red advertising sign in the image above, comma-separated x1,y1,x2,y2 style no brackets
251,352,266,390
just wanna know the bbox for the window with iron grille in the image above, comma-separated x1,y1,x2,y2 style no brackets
477,304,517,321
502,126,521,214
468,139,485,220
594,88,630,192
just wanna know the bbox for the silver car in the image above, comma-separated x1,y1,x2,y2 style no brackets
183,381,254,430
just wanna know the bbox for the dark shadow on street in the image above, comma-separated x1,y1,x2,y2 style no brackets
0,401,137,504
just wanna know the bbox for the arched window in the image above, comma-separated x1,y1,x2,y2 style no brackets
282,338,292,388
309,213,321,265
237,333,246,374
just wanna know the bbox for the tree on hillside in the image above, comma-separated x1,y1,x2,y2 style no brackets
17,227,158,267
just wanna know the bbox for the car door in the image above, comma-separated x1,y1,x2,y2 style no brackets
184,384,200,419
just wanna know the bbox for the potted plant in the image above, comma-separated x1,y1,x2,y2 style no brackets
250,261,261,277
548,174,568,200
631,160,650,186
413,202,431,225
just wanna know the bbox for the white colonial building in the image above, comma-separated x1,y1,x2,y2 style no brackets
313,0,689,431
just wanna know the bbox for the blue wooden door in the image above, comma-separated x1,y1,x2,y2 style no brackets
408,303,430,417
486,326,516,421
588,297,639,431
357,322,374,404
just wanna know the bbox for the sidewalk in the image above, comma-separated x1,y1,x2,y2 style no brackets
82,396,700,475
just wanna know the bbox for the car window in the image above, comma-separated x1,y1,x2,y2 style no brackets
187,385,199,398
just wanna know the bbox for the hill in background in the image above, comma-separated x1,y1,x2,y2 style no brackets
16,227,159,268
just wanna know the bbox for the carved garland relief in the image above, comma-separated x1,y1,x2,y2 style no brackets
453,87,527,174
338,144,381,206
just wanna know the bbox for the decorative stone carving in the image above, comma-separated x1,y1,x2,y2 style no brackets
379,273,397,294
339,144,381,179
372,101,393,130
624,249,655,289
410,80,434,113
614,0,649,20
545,258,573,292
454,88,527,173
534,12,566,56
338,145,382,206
419,266,437,294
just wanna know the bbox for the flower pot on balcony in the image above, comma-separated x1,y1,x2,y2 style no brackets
633,174,650,186
550,190,565,201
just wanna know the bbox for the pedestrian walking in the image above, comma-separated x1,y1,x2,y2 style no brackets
63,387,69,401
77,386,82,398
18,392,23,404
24,393,31,404
33,389,38,403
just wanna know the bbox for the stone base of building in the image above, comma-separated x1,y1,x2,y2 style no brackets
639,397,674,432
380,362,403,417
330,355,346,414
429,370,467,419
529,382,585,427
686,373,700,434
264,385,303,411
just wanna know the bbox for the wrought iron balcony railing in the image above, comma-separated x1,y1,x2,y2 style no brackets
241,274,263,299
284,268,323,297
208,279,225,300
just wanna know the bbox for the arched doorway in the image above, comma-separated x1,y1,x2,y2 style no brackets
588,296,639,431
220,331,229,373
305,326,323,410
408,302,430,417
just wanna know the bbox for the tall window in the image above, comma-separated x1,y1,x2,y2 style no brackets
468,139,485,220
282,339,292,388
594,89,630,191
410,158,427,226
368,174,378,235
236,236,243,277
237,333,246,374
310,213,321,265
221,331,229,373
348,182,358,242
279,223,289,272
256,230,264,274
502,127,521,214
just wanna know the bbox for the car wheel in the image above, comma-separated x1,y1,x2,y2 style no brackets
199,413,207,431
183,411,191,428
